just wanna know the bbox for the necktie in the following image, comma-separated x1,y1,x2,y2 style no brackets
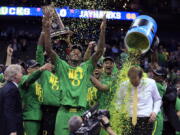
132,87,138,126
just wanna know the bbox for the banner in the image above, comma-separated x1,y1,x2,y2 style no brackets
0,6,139,20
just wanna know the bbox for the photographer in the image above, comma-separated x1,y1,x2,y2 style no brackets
68,116,116,135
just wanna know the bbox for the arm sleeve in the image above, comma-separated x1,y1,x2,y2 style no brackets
152,80,162,114
20,70,43,90
83,46,92,62
91,76,109,91
85,58,95,75
4,89,19,133
54,55,66,76
36,45,45,66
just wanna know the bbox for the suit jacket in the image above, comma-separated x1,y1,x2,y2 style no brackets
0,81,23,135
163,86,180,131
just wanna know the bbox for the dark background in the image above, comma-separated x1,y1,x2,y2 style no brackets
0,0,180,63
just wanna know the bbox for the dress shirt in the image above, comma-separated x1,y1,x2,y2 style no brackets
117,78,162,117
12,81,18,88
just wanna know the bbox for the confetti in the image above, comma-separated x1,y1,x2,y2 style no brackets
109,49,141,134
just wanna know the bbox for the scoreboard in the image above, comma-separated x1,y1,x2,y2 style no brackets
0,6,139,20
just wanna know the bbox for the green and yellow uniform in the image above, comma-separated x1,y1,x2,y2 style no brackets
97,73,117,109
54,56,94,135
36,45,61,106
86,81,98,109
19,70,43,135
96,73,117,135
38,70,61,106
153,82,166,135
36,44,61,105
36,44,62,134
37,70,61,135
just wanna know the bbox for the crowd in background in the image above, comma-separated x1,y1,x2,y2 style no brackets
0,0,179,134
0,20,180,135
0,27,179,89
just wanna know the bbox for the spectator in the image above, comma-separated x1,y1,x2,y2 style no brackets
10,38,21,63
158,47,166,67
0,64,23,135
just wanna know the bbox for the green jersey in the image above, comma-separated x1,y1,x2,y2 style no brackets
38,71,61,106
55,56,94,107
36,45,61,106
36,45,45,66
156,82,166,97
87,81,98,108
19,71,43,121
97,73,117,109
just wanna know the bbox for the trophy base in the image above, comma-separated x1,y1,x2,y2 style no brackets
50,30,73,38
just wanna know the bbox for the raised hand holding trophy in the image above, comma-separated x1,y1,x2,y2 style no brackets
42,5,73,40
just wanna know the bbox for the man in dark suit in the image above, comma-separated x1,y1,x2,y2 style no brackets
163,86,180,135
0,64,23,135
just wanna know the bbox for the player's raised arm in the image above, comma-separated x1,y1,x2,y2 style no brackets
91,14,106,67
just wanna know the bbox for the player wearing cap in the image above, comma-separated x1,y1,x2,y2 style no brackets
27,41,62,135
18,60,52,135
90,57,117,135
86,63,103,109
152,68,167,135
43,8,106,135
91,57,117,109
35,20,63,135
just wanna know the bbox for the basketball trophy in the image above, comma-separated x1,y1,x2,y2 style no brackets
42,4,73,40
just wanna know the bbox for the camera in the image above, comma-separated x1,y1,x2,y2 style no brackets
74,104,110,135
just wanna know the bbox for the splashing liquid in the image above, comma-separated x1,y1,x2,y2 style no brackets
109,49,141,135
